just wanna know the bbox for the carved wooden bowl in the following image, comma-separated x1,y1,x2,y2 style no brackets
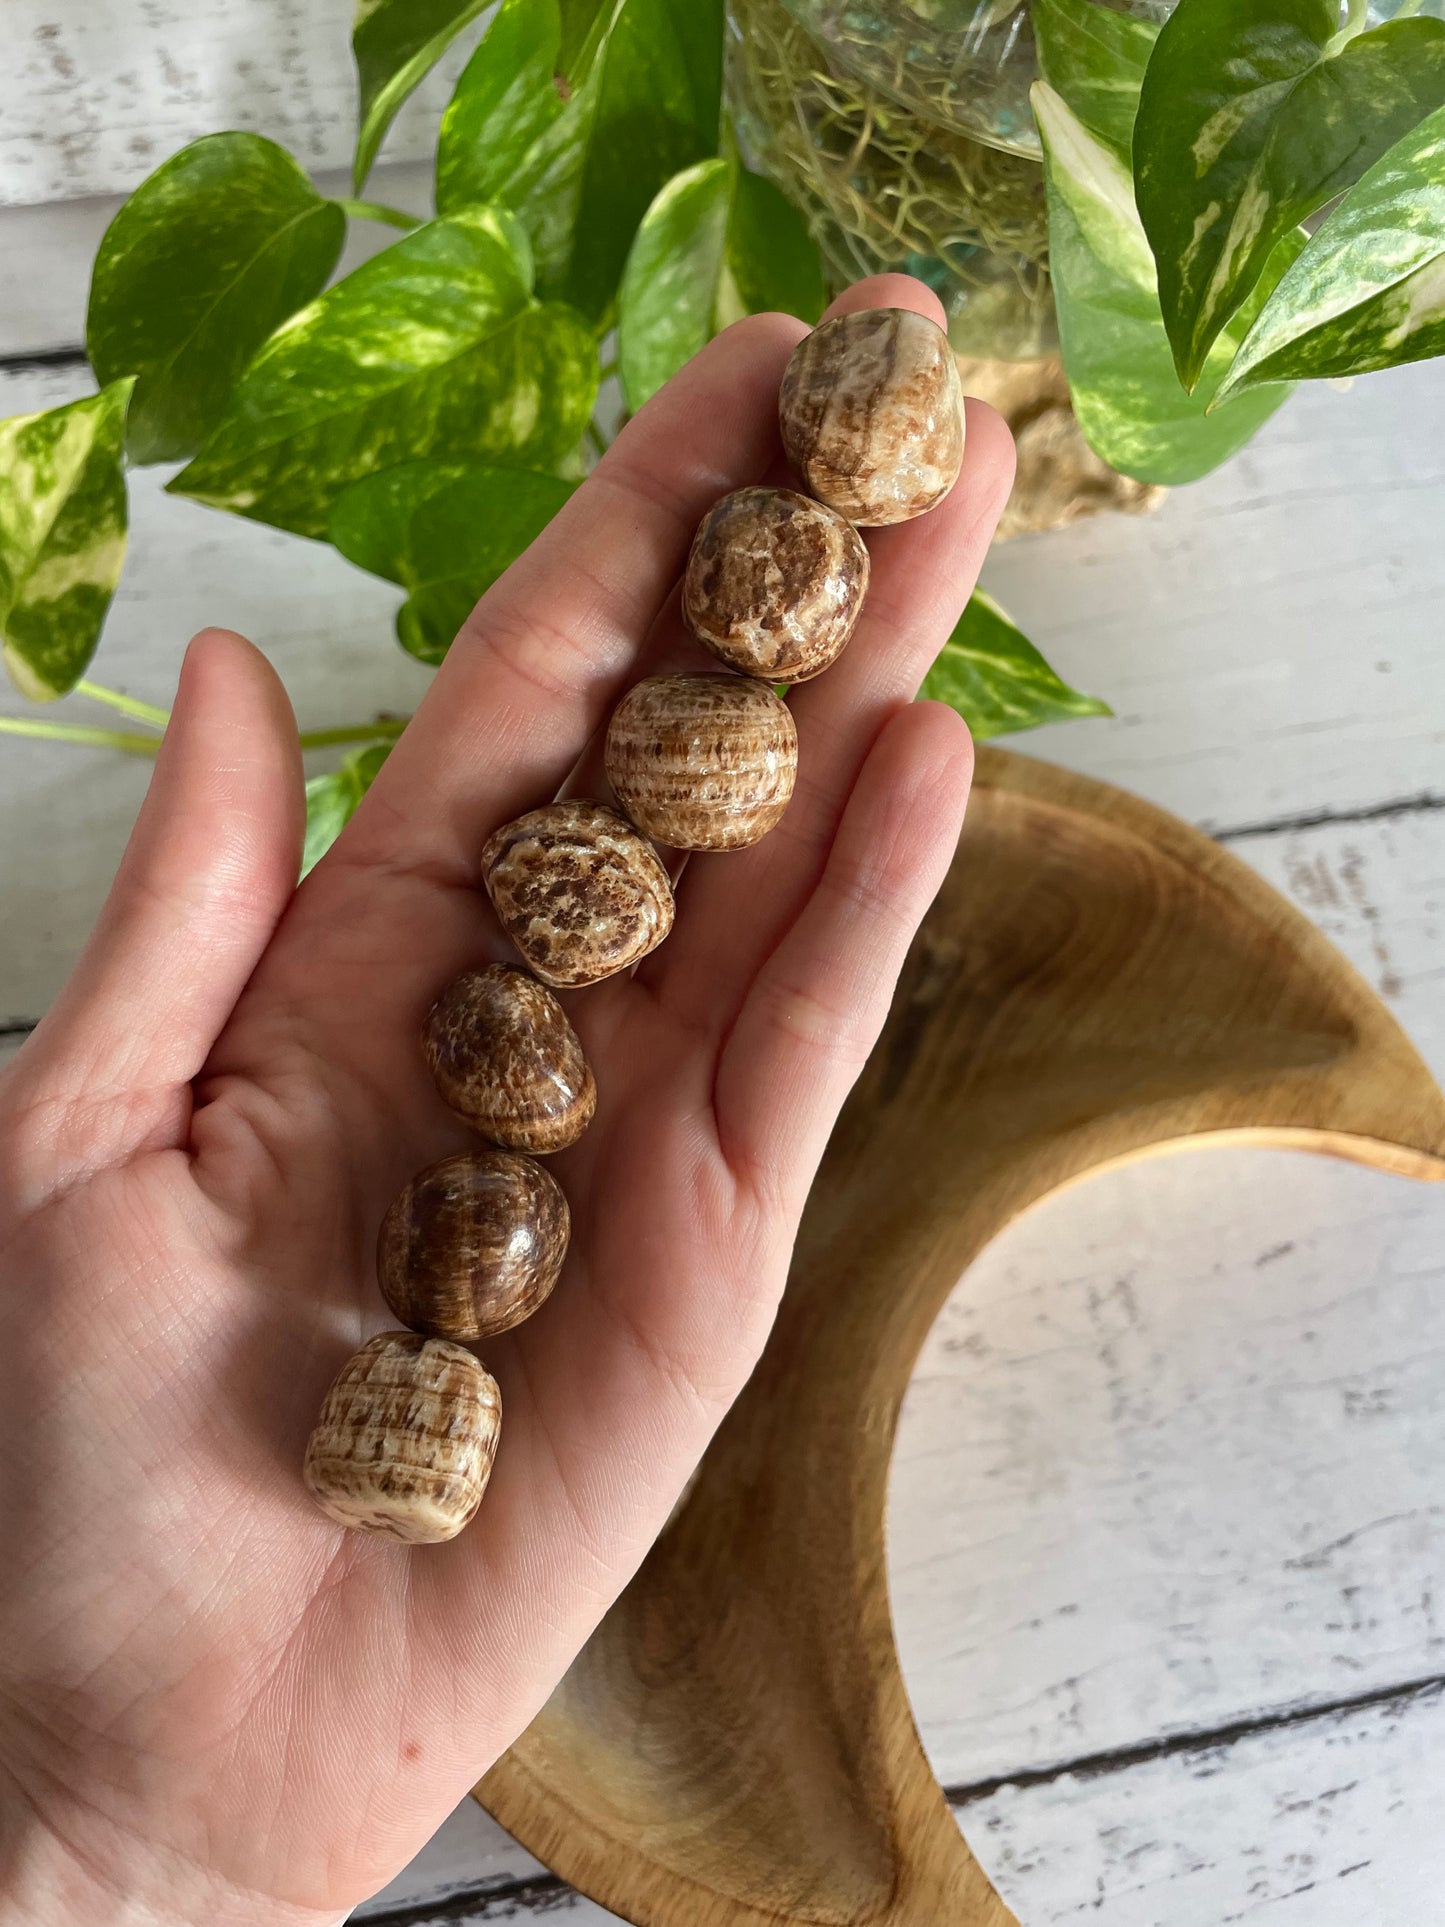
476,746,1445,1925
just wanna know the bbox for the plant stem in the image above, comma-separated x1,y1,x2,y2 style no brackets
73,679,170,727
584,418,610,461
597,355,620,381
296,719,409,749
335,198,422,232
0,718,160,756
0,715,409,756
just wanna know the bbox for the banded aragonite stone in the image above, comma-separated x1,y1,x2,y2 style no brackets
682,486,869,682
303,1332,501,1543
378,1150,570,1341
605,674,798,851
779,307,966,526
423,965,596,1153
481,799,675,988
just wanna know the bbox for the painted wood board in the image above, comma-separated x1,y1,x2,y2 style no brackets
0,0,468,207
0,358,1442,1018
0,161,434,359
352,1684,1445,1922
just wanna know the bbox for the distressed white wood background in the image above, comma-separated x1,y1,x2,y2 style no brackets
2,7,1443,1923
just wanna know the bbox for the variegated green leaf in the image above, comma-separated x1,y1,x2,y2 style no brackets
431,0,567,215
352,0,490,191
1218,101,1445,397
169,209,597,539
0,381,134,702
87,134,344,466
920,589,1110,740
1034,80,1298,484
617,158,822,410
303,742,392,877
1032,0,1159,163
437,0,724,326
329,460,576,662
1134,0,1445,390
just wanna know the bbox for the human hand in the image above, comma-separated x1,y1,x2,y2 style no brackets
0,276,1013,1926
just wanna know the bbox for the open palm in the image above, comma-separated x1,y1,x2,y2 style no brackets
0,277,1012,1927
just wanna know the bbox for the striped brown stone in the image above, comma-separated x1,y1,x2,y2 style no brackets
605,674,798,851
779,307,966,525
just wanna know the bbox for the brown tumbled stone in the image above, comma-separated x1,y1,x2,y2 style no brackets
303,1332,501,1543
681,486,869,682
423,965,595,1153
779,308,966,525
481,799,674,988
605,674,798,851
378,1149,569,1341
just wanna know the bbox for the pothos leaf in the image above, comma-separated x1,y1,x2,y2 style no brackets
436,0,724,326
329,460,577,662
168,208,597,539
351,0,491,192
618,157,824,410
1032,0,1160,163
0,381,134,702
1134,0,1445,390
1218,101,1445,397
920,589,1110,740
302,742,392,877
86,134,345,466
1033,79,1298,484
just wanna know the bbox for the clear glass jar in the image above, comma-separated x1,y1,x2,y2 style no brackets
726,0,1440,359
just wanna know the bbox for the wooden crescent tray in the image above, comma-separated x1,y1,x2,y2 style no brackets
476,745,1445,1926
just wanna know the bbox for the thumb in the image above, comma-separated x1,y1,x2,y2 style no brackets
4,629,303,1187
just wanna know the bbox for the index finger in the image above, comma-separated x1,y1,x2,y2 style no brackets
338,310,810,882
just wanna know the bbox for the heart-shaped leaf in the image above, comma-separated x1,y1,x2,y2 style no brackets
352,0,491,191
330,460,577,662
1217,101,1445,398
920,589,1110,740
618,157,824,411
303,742,393,877
86,134,345,466
0,381,134,702
1033,78,1299,484
437,0,724,327
1032,0,1161,163
169,208,597,539
1134,0,1445,389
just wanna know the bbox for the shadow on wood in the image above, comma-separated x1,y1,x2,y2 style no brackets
477,747,1445,1925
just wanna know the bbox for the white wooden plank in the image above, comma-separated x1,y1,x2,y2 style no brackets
891,1134,1445,1785
3,355,1439,896
2,360,1445,1025
354,1688,1445,1921
988,359,1445,830
965,1683,1445,1926
0,161,435,359
0,0,478,207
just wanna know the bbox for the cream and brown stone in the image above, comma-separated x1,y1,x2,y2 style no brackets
481,800,674,989
681,486,869,681
377,1150,570,1341
779,307,966,525
303,1333,501,1543
423,965,595,1153
605,674,798,851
